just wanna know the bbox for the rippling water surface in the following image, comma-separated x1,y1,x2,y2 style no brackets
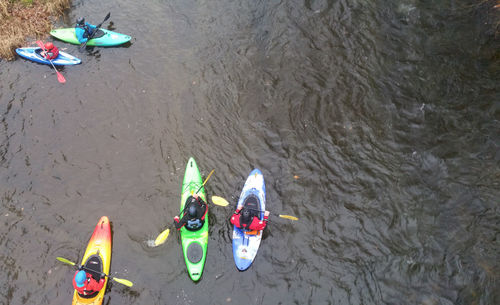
0,0,498,304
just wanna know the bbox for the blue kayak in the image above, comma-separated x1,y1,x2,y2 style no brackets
232,169,266,271
15,47,81,65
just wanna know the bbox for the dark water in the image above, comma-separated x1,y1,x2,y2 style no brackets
1,0,498,304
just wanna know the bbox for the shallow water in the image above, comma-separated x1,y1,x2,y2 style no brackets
0,0,499,304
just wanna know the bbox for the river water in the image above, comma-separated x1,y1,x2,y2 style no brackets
0,0,498,304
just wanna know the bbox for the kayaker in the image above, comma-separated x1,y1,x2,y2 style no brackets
75,17,97,44
72,270,105,296
174,194,207,231
231,207,270,231
40,42,59,60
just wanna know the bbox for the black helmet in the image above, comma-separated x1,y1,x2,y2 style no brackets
188,205,197,218
241,209,251,221
76,17,85,25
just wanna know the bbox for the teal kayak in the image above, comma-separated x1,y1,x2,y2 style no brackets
179,157,208,281
50,28,131,46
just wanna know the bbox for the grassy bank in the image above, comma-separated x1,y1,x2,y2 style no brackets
0,0,70,60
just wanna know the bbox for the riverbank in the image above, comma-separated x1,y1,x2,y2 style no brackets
0,0,69,60
0,0,498,61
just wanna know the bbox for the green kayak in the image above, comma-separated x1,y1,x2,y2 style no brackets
179,157,208,281
50,28,131,46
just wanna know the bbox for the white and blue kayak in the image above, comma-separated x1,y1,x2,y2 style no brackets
232,169,266,271
15,47,81,65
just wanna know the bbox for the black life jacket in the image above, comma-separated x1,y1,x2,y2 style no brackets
183,197,207,231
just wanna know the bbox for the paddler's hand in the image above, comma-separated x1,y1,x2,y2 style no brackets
174,216,179,223
264,211,270,217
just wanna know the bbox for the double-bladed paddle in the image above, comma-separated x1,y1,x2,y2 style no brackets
35,41,65,83
56,256,133,287
211,196,299,220
79,12,111,52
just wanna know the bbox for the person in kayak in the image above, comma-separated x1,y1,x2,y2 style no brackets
40,42,59,60
75,17,97,44
231,207,270,231
174,194,207,231
72,269,105,296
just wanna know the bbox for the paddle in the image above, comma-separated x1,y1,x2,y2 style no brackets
211,196,230,207
153,169,215,246
35,41,65,83
194,169,214,195
211,196,299,220
79,12,111,52
56,256,133,287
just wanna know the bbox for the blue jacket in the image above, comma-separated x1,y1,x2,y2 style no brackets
75,22,97,43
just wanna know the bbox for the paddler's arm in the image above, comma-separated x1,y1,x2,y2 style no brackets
230,213,240,226
263,211,270,221
173,215,185,230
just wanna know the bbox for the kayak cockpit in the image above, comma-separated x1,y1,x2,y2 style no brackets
78,254,103,299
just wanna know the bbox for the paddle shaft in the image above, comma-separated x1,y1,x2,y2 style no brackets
58,257,110,279
213,195,297,219
195,169,214,195
56,257,132,287
79,265,132,287
35,41,65,83
236,207,297,220
48,59,59,75
79,12,110,51
81,265,106,278
178,169,214,217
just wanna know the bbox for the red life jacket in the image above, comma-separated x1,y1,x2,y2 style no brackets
72,271,105,295
230,213,268,231
44,46,59,60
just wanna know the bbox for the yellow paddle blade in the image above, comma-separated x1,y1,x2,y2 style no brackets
154,228,170,246
57,257,76,266
279,214,298,221
211,196,229,207
112,277,133,287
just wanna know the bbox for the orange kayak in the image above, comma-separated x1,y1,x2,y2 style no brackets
72,216,112,305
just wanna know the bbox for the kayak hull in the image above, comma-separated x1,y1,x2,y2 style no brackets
50,28,131,46
179,157,208,281
15,47,81,65
232,169,266,271
72,216,112,305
